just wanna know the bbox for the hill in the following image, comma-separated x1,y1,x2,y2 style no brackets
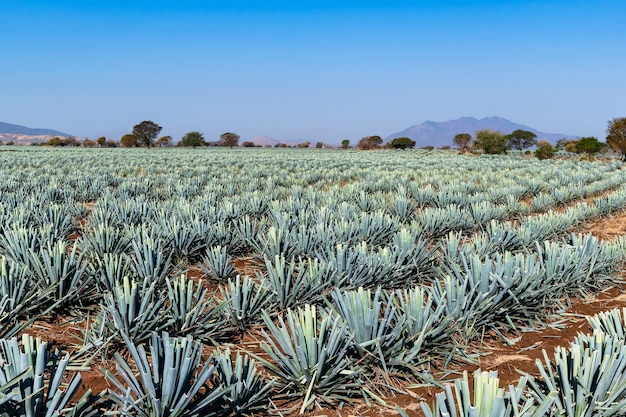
0,121,71,137
384,116,578,148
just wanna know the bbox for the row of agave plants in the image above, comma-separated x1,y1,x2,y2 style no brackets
419,308,626,417
2,148,626,414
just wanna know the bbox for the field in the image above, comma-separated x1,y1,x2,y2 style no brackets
3,147,626,416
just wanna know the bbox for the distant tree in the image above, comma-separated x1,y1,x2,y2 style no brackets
297,142,310,148
46,137,65,147
389,137,416,150
606,117,626,161
156,135,173,147
555,138,575,150
534,140,556,160
315,142,324,149
341,139,350,149
473,129,508,154
453,133,472,152
6,141,14,146
575,136,604,158
97,136,107,147
106,140,119,148
219,132,240,147
132,121,162,147
82,139,98,148
357,135,383,150
275,143,287,148
242,141,255,147
120,134,137,148
180,131,205,147
506,129,537,151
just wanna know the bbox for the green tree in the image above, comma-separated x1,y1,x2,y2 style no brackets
506,129,537,151
575,136,604,158
219,132,240,147
242,141,255,147
97,136,106,147
453,133,472,152
534,140,555,160
297,142,310,148
606,117,626,161
388,137,416,150
357,135,383,150
315,142,324,149
180,131,205,147
132,121,162,147
120,134,137,148
341,139,350,149
82,139,98,148
473,129,508,154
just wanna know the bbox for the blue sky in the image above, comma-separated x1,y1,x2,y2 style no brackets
1,1,624,143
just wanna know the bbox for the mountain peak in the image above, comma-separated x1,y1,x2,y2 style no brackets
385,116,577,147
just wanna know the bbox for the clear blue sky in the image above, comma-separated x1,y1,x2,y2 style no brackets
1,1,624,143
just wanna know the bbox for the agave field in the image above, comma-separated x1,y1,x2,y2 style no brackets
3,147,626,416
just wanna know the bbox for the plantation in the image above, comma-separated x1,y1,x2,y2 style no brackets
3,146,626,416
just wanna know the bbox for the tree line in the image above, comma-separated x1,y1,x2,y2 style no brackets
20,118,626,159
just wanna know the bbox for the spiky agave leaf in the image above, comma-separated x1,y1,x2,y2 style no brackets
420,370,555,417
213,347,275,415
0,334,103,416
104,332,228,417
258,305,369,413
165,275,231,344
219,275,275,335
526,331,626,417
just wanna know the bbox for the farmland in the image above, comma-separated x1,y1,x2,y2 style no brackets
2,147,626,416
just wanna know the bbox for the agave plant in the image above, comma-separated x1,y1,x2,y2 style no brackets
165,275,231,344
213,347,275,415
104,332,228,417
527,331,626,417
330,287,405,373
25,240,94,310
199,245,236,281
0,334,102,416
588,308,626,340
90,276,170,347
258,305,369,413
420,370,555,417
219,275,274,334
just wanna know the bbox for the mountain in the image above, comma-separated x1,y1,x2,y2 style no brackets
0,121,71,137
384,116,578,148
248,135,299,147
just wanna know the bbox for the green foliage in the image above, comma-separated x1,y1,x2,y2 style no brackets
452,133,472,152
534,141,555,160
473,129,508,154
341,139,350,149
575,136,605,156
132,120,162,147
388,137,416,150
506,129,537,151
180,131,205,147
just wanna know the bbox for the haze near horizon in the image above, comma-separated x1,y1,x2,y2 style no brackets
1,0,624,144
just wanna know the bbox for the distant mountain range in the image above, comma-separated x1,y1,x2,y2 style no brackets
0,121,73,144
0,121,71,137
384,116,578,148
